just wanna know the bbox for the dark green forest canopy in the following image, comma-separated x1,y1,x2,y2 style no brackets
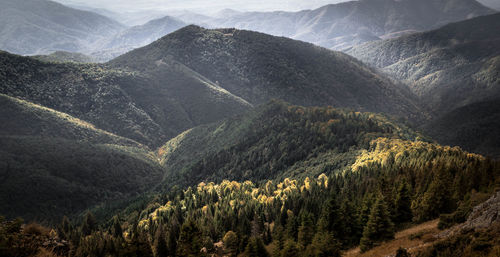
158,100,420,188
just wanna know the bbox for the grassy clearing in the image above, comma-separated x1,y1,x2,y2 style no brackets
345,219,439,257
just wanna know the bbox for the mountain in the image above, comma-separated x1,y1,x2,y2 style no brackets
157,100,420,187
0,0,125,55
95,16,186,60
347,13,500,158
205,0,495,50
347,13,500,113
32,51,96,63
5,101,493,256
422,98,500,158
0,93,164,222
0,51,251,148
110,25,425,122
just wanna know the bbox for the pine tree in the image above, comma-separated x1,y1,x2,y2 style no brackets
243,236,269,257
111,216,123,238
304,232,341,257
81,212,97,236
285,211,299,240
418,170,454,221
394,181,412,224
317,194,344,239
298,213,314,248
176,219,203,257
223,231,239,257
281,239,299,257
58,216,72,240
359,195,395,252
154,227,168,257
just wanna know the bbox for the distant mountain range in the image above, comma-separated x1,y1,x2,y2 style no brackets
1,0,495,60
0,0,124,55
94,16,187,61
348,13,500,114
204,0,495,50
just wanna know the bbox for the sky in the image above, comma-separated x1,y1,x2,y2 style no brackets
53,0,350,13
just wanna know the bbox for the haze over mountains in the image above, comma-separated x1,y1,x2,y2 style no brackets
0,0,124,55
206,0,496,50
2,0,496,59
1,0,500,256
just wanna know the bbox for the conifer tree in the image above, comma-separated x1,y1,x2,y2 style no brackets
304,232,341,257
111,216,123,238
360,195,395,252
394,181,412,224
223,230,239,256
154,227,168,257
176,219,203,257
298,212,314,248
81,212,97,236
281,239,299,257
285,211,299,240
244,236,269,257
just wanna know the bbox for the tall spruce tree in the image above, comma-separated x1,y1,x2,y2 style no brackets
111,216,123,238
359,195,395,252
154,227,168,257
298,212,315,248
176,219,203,257
81,212,97,236
394,181,412,224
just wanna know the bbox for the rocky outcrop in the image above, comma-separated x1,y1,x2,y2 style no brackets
462,191,500,230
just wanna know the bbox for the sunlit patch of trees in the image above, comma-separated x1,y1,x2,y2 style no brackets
2,136,495,256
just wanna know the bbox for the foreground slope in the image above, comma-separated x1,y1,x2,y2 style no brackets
48,102,498,257
0,51,251,147
1,101,498,256
0,0,124,55
0,94,164,222
207,0,495,50
111,26,425,122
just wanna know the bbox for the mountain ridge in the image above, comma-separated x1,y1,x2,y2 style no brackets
110,25,427,123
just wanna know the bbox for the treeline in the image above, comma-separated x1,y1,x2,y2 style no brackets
3,137,497,256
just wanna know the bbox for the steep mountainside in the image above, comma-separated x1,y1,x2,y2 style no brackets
205,0,495,50
110,26,425,122
158,100,420,187
422,98,500,158
0,51,251,147
96,16,186,60
0,94,164,222
347,13,500,115
0,0,124,55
